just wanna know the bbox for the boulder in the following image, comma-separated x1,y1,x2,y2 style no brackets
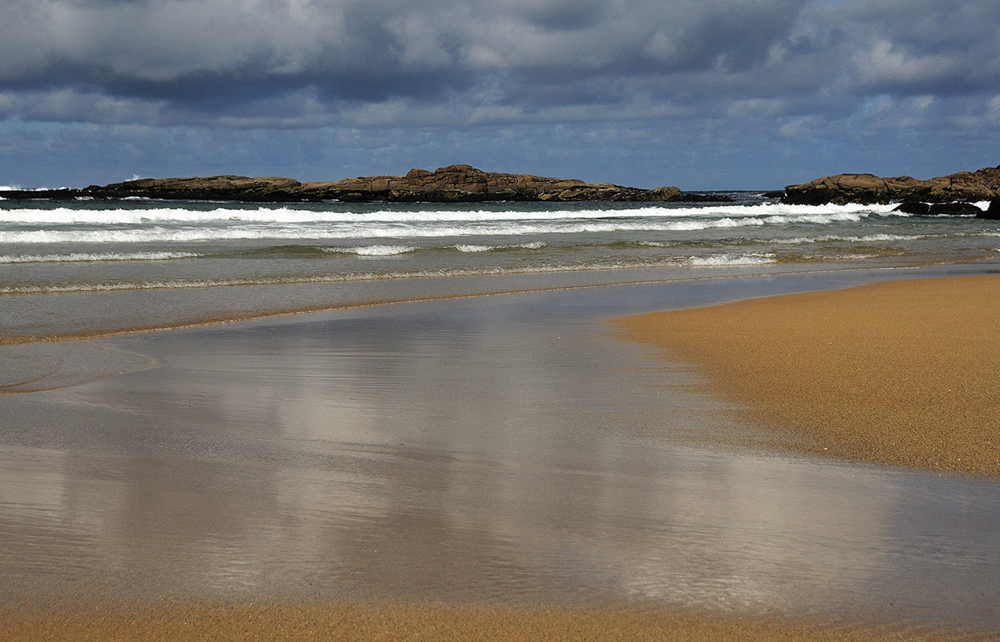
893,201,930,215
927,202,984,216
895,201,984,216
979,200,1000,219
784,165,1000,205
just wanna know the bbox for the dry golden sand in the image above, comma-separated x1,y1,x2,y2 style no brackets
2,602,995,642
615,275,1000,477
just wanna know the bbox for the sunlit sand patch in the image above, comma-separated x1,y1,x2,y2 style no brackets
614,275,1000,478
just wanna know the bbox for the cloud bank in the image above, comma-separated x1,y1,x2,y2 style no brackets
3,0,1000,188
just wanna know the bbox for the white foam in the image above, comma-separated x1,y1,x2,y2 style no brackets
350,245,417,257
774,233,927,245
687,253,777,267
0,210,898,243
454,241,547,252
322,245,418,257
0,201,903,225
0,251,199,264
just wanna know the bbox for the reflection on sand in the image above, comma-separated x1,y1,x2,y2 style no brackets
0,342,157,392
2,281,999,629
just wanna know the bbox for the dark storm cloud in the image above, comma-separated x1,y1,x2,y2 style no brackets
842,0,1000,95
0,0,814,126
6,0,1000,119
3,0,1000,189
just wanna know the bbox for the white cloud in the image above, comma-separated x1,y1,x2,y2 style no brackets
777,115,818,138
854,40,958,88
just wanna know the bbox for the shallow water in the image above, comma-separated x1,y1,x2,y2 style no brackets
4,196,1000,343
2,271,999,629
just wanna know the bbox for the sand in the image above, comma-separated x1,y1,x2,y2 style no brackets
4,274,1000,640
2,601,992,641
615,275,1000,478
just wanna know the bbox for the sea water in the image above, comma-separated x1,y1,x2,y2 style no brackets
3,193,1000,340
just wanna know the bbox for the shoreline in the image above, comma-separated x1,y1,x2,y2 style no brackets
614,274,1000,478
0,261,978,346
0,264,873,346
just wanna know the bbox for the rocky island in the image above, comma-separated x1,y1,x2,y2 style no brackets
783,165,1000,218
4,164,723,203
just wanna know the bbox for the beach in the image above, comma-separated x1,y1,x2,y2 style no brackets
2,193,1000,638
2,269,1000,639
615,274,1000,478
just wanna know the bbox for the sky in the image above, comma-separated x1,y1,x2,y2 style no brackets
2,0,1000,190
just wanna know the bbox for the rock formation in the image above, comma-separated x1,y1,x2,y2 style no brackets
95,175,306,202
783,165,1000,207
982,200,1000,220
893,201,987,216
294,164,686,202
5,165,702,203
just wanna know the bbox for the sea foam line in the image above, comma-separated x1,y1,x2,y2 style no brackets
453,241,548,252
322,245,418,257
0,251,200,264
0,211,894,244
0,202,903,226
686,253,777,267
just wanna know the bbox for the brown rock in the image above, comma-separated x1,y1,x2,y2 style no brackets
784,165,1000,205
14,165,686,203
301,165,682,203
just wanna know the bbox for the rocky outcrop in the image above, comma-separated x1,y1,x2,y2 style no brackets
894,201,986,216
893,201,932,216
784,165,1000,206
928,202,986,216
981,200,1000,220
93,175,307,201
6,165,694,203
295,164,685,202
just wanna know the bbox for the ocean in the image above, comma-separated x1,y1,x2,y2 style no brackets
2,192,1000,341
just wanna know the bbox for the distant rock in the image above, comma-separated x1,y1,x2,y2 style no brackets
299,164,686,203
927,202,984,216
6,165,689,203
981,200,1000,220
671,192,735,203
893,201,931,215
95,175,306,201
784,165,1000,206
893,201,985,216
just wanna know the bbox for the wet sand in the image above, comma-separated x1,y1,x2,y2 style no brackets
615,275,1000,478
3,601,989,642
3,272,1000,640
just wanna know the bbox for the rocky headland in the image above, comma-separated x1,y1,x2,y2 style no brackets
783,165,1000,218
4,164,725,203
